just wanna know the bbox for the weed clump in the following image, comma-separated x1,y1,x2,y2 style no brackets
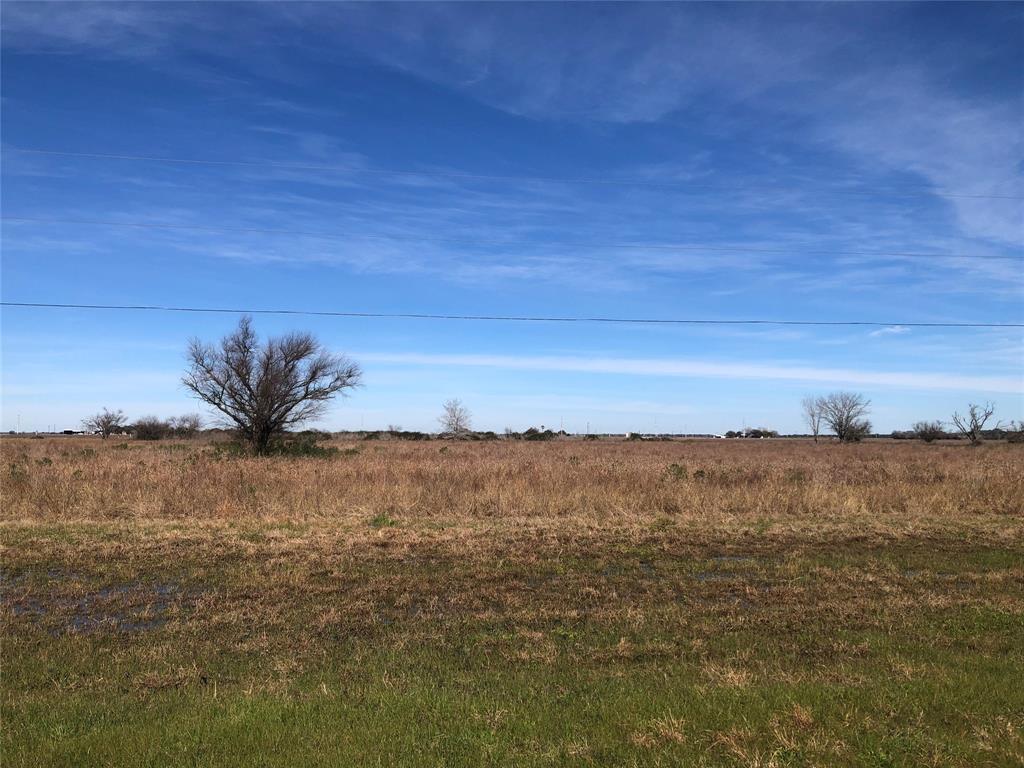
266,433,339,458
785,468,810,484
666,463,687,480
208,432,340,459
370,512,396,528
8,463,29,487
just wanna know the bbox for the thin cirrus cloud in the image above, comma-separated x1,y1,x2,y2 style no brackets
4,2,1021,265
315,4,1023,247
357,352,1024,394
868,326,911,338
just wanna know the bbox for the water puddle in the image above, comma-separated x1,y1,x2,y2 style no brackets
2,576,182,634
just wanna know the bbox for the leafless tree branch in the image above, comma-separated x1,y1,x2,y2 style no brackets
439,399,472,437
950,402,996,445
815,392,872,443
183,316,361,454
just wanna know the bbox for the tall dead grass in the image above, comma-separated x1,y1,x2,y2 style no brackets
2,438,1020,543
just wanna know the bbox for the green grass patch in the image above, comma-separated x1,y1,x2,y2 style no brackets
3,525,1022,766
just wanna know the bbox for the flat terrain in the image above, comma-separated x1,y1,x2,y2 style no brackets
2,437,1022,766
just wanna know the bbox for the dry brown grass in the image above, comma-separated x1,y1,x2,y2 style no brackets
2,436,1022,766
3,436,1020,664
3,436,1021,533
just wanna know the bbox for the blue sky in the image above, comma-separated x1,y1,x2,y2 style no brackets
1,1,1021,434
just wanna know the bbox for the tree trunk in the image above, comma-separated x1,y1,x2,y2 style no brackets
253,429,273,456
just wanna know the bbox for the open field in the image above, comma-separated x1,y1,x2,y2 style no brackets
2,436,1022,766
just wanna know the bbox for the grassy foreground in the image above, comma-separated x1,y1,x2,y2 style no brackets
2,437,1022,766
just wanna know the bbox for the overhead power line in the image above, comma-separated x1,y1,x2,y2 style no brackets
7,147,1023,201
2,302,1020,328
4,216,1020,263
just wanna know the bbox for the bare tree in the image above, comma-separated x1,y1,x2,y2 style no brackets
183,316,361,455
801,396,824,443
950,402,996,445
439,399,472,437
168,413,203,439
912,420,945,443
818,392,872,443
82,408,127,439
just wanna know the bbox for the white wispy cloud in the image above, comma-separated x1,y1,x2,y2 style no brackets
356,352,1024,394
868,326,910,337
291,4,1023,248
3,3,1020,298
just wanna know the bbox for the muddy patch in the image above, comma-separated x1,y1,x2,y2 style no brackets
2,573,183,634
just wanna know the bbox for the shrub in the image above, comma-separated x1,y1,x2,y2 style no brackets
208,432,338,458
666,463,687,480
8,463,29,488
524,427,556,441
168,414,202,439
133,417,170,441
912,421,945,443
387,430,430,441
785,468,810,484
266,433,338,458
208,442,249,459
845,420,872,442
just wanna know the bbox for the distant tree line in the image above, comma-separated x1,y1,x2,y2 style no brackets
722,428,779,439
131,414,204,441
890,403,1021,444
72,320,1020,454
801,395,1020,445
82,410,203,440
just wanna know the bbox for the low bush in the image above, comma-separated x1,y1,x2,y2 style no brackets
524,427,556,441
266,433,338,458
133,417,170,441
666,463,687,480
207,432,338,459
912,421,946,443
